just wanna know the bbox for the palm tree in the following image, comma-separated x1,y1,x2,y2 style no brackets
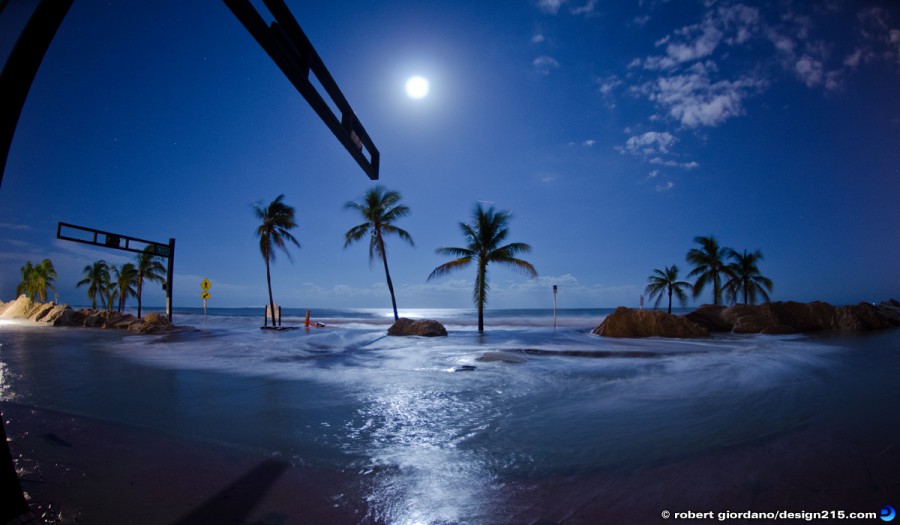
428,204,537,332
135,246,166,318
16,259,57,302
645,265,692,314
253,194,300,326
724,249,773,305
344,186,415,321
111,263,139,313
77,260,110,310
686,235,734,306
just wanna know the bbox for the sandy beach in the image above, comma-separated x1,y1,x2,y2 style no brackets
4,400,897,524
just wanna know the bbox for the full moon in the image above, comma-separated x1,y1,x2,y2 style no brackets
405,76,429,99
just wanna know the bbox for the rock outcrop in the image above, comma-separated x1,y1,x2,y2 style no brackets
592,307,708,338
387,318,448,337
0,295,179,334
684,300,900,334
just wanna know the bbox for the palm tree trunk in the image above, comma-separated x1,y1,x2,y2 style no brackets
137,276,144,318
265,250,275,327
378,233,400,321
667,287,673,314
476,261,487,333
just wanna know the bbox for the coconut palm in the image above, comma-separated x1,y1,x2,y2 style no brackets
77,260,110,310
686,235,734,306
135,246,166,318
111,263,139,313
724,249,773,305
344,186,415,321
253,194,300,326
428,204,537,332
16,259,56,302
645,265,692,314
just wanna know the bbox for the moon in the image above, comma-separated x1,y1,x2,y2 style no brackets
405,76,429,99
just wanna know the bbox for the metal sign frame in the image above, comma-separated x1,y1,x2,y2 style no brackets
224,0,380,180
56,222,176,321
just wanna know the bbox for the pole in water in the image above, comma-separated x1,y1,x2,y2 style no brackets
304,309,311,327
553,284,558,329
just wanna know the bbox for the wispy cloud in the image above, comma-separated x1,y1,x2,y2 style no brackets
0,222,32,231
618,131,677,155
533,55,561,74
537,0,565,15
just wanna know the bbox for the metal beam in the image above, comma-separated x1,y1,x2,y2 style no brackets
0,0,74,189
224,0,380,180
56,222,176,322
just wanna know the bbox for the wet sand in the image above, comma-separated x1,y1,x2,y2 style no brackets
4,402,897,525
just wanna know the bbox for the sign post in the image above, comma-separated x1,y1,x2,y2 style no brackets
200,278,211,323
553,285,558,329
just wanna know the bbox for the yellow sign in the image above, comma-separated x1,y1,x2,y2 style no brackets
200,278,211,291
201,291,210,300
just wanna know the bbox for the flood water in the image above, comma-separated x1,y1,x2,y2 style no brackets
1,308,898,523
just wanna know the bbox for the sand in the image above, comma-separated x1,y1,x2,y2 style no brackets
4,401,897,524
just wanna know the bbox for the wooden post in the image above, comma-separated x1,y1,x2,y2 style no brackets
278,305,282,327
165,238,175,322
553,285,558,329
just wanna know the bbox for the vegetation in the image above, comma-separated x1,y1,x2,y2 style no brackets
16,259,56,302
344,186,415,321
253,194,300,325
428,204,537,332
135,246,167,318
686,235,734,306
111,263,139,313
77,260,111,310
723,249,773,305
645,265,692,314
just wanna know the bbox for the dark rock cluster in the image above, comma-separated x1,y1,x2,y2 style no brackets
594,300,900,338
0,295,176,334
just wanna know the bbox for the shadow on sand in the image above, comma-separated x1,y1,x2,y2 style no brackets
170,459,288,525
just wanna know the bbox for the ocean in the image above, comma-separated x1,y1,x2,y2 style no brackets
1,307,899,523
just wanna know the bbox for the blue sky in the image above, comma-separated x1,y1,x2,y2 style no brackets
1,0,899,310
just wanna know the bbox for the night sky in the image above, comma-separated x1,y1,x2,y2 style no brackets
1,0,899,310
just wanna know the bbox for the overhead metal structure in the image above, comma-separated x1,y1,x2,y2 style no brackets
57,222,176,322
0,0,74,189
224,0,380,180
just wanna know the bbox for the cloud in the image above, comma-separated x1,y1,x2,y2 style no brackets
582,139,596,147
655,181,675,192
639,4,761,71
596,75,622,94
619,131,677,155
636,62,766,128
533,55,561,74
649,157,699,169
0,222,32,231
531,33,546,44
537,0,565,15
570,0,597,16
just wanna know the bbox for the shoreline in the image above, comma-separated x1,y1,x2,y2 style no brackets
4,400,896,524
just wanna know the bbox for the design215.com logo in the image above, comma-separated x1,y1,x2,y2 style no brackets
883,505,896,522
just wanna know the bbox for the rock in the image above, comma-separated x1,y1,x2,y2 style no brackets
477,351,528,363
28,302,58,322
592,307,708,338
46,306,86,327
684,305,731,332
128,313,174,334
834,303,891,331
683,301,899,334
0,295,42,319
387,318,448,337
